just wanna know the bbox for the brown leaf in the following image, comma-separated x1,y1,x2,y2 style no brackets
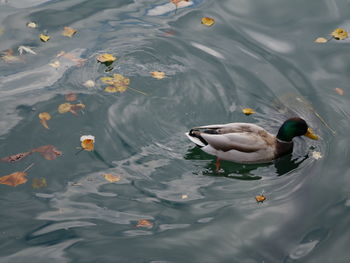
1,152,32,163
334,88,344,95
0,172,28,187
69,103,85,115
136,219,153,228
65,93,77,101
32,145,62,160
62,27,77,38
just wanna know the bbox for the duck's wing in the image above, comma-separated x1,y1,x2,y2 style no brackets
188,123,275,152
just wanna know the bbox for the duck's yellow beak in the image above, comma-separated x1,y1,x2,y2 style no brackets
304,128,318,140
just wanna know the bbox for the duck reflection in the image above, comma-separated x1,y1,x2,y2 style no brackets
184,146,307,179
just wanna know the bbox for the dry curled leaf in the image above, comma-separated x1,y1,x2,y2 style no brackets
242,108,255,115
39,34,50,42
151,71,165,79
38,112,51,129
27,22,37,28
255,195,266,203
0,171,28,187
32,178,47,189
334,88,344,95
69,103,85,115
201,17,215,27
62,27,77,37
65,93,77,101
136,219,153,228
32,145,62,160
101,174,120,182
314,37,328,43
97,53,117,64
80,135,95,151
331,28,348,40
1,152,32,163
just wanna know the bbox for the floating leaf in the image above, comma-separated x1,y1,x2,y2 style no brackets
38,112,51,129
58,103,72,113
62,26,77,37
27,22,38,28
101,174,120,182
80,135,95,151
0,172,28,187
65,93,77,101
311,151,322,160
314,37,328,43
1,152,32,163
201,17,215,27
32,145,62,160
97,53,117,63
69,103,85,115
151,71,165,79
331,28,348,40
181,194,188,199
39,34,50,42
83,80,95,88
18,45,37,55
104,86,127,93
1,49,21,63
49,60,60,68
32,178,47,189
255,195,266,203
242,108,255,115
136,219,153,228
334,88,344,95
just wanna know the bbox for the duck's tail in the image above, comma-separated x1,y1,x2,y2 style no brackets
185,129,208,147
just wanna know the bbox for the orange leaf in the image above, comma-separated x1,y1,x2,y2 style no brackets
1,152,32,163
150,71,165,79
80,135,95,151
0,172,28,187
38,112,51,129
32,145,62,160
101,174,120,182
255,195,266,203
136,219,153,228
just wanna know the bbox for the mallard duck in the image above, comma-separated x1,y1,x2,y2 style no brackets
186,117,318,168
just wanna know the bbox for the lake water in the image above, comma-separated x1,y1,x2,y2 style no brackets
1,0,350,262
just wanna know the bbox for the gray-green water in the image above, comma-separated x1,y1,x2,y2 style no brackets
1,0,350,262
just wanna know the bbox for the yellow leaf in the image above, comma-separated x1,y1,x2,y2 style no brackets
255,195,266,203
101,174,120,182
201,17,215,27
39,34,50,42
242,108,255,115
0,172,28,187
62,26,77,37
136,219,153,228
314,37,328,43
334,87,344,95
32,178,47,189
49,60,60,68
80,135,95,151
58,103,72,113
151,71,165,79
97,53,117,63
331,28,348,40
100,77,115,85
104,86,127,93
38,112,51,129
27,22,38,28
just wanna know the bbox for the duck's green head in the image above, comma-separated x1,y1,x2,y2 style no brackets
277,117,318,142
